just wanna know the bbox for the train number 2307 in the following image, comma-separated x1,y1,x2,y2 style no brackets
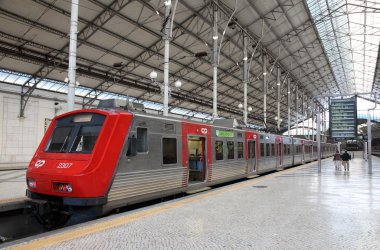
57,162,73,169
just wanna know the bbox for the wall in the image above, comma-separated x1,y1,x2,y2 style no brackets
0,91,81,170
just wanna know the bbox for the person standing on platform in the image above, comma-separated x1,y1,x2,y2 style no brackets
333,150,342,171
341,150,351,172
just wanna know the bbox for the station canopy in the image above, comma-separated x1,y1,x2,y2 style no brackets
0,0,379,129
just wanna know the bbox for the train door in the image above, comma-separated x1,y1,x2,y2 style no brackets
187,137,206,184
248,140,256,172
276,142,282,167
275,136,282,168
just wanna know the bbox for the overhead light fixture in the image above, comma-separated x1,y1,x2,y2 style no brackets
263,72,267,76
164,0,171,6
238,103,243,109
113,62,123,68
64,77,69,83
248,106,252,112
243,56,248,61
277,82,280,86
155,10,159,15
149,70,158,80
212,35,218,40
195,51,208,58
174,80,182,88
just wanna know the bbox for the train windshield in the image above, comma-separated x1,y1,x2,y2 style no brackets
45,113,106,153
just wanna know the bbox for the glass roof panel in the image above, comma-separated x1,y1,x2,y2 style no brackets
306,0,380,94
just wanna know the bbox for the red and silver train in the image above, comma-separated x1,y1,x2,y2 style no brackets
26,99,335,227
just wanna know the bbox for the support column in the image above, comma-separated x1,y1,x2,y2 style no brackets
162,2,171,116
306,100,311,140
317,109,321,173
263,55,267,129
243,33,248,124
287,78,291,135
277,67,281,131
295,86,298,136
368,109,372,174
322,109,326,142
212,5,218,119
302,92,304,136
67,0,79,112
312,102,315,141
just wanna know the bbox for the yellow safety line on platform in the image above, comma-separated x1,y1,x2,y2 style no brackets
10,165,309,250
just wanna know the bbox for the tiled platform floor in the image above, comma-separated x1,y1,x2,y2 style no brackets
7,155,380,249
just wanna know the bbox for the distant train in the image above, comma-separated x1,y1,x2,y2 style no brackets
25,99,336,228
346,140,360,151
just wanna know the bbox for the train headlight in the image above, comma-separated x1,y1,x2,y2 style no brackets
27,178,36,189
53,182,73,193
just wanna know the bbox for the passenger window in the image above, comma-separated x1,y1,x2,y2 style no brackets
215,141,223,160
162,138,177,165
260,143,265,157
137,127,148,153
227,141,234,159
237,142,244,159
271,144,275,156
266,144,271,156
126,135,137,156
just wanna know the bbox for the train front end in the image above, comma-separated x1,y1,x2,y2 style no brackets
25,109,132,227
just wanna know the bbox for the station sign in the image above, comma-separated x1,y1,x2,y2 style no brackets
329,97,357,139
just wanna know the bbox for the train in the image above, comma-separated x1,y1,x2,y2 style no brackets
25,99,336,228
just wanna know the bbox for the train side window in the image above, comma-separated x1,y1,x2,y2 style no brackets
237,142,244,159
162,138,177,165
260,143,265,157
137,127,148,153
215,141,224,160
266,144,271,156
227,141,234,159
271,144,275,156
126,136,137,156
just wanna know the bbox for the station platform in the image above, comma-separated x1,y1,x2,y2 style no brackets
4,155,380,249
0,170,26,201
0,170,27,212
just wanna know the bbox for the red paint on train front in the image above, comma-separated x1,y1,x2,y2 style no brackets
26,110,132,198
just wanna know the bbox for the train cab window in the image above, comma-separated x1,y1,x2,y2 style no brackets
215,141,224,160
162,138,177,165
237,142,244,159
45,113,105,154
260,143,265,157
137,127,148,153
70,125,102,153
45,126,73,152
227,141,234,159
